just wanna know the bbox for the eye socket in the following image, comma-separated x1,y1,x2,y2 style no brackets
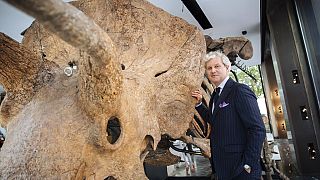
106,117,121,144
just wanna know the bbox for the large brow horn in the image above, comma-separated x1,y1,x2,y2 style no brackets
2,0,123,124
4,0,117,67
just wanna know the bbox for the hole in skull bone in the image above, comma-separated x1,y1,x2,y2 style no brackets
0,84,7,149
0,127,5,150
106,117,121,144
0,129,5,149
154,70,168,77
68,61,77,68
140,135,154,160
143,135,154,150
121,64,125,70
0,85,6,105
104,176,116,180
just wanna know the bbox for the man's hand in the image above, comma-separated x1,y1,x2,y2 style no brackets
191,90,203,105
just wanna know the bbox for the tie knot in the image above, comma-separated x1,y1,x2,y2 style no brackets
215,87,221,94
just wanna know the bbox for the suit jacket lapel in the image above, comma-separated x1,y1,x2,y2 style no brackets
212,78,236,118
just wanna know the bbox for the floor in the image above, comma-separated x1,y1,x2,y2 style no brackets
167,155,212,177
273,139,320,180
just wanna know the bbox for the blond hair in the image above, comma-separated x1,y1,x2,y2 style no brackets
205,51,231,69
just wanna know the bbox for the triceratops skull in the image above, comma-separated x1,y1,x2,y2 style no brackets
0,0,205,179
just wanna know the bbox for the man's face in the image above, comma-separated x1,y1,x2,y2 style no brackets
205,57,230,86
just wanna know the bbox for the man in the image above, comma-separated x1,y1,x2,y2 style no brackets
192,51,266,179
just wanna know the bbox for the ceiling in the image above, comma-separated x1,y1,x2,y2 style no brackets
148,0,261,67
0,0,261,67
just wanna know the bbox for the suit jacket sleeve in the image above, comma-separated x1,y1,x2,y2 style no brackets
195,103,212,124
235,84,266,167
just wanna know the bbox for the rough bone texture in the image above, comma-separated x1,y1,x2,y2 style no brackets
0,0,205,179
0,33,56,125
205,35,253,60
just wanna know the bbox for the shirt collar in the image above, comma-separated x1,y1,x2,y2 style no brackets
215,76,229,95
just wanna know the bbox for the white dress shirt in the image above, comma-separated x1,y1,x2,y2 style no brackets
212,76,229,113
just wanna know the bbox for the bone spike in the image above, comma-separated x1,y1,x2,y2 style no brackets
4,0,123,121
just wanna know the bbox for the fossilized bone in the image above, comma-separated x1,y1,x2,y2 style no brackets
0,0,253,179
205,35,253,60
0,0,205,179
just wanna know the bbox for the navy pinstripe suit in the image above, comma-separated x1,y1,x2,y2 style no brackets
196,78,266,179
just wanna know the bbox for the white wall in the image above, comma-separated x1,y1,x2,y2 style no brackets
0,1,34,42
